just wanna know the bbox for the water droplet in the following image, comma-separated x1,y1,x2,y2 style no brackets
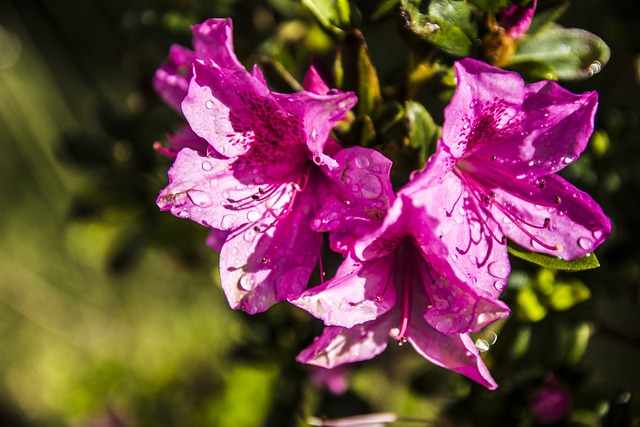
578,236,593,250
205,100,214,109
201,161,213,171
488,261,509,279
475,339,490,352
239,275,252,291
187,190,213,208
562,155,575,164
354,154,370,168
493,281,503,291
221,215,237,229
360,176,382,199
592,230,603,240
177,210,190,219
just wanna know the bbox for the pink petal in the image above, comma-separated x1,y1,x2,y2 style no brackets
408,315,498,389
153,44,195,111
273,89,357,169
443,58,524,159
219,189,322,313
206,228,229,252
471,83,598,179
312,147,394,255
407,149,511,298
485,173,611,259
498,0,537,39
181,61,270,157
156,147,296,231
191,18,245,72
289,254,397,328
303,65,330,95
296,318,393,369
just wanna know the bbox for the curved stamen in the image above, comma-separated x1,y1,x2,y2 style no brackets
390,245,412,345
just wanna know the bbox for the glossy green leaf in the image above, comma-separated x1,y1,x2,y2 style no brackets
504,60,557,82
302,0,351,35
400,0,477,57
508,242,600,271
405,101,440,167
335,29,382,116
512,25,610,80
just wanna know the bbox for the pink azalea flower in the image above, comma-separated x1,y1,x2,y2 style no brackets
155,18,358,313
290,155,509,389
498,0,537,39
420,58,610,292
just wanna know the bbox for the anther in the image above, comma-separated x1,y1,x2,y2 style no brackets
253,226,261,232
251,194,260,200
555,196,561,204
375,296,381,302
261,257,269,263
491,155,497,161
539,180,546,189
543,218,551,228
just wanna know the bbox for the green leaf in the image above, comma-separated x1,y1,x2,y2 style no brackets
335,29,382,116
547,279,591,311
516,286,548,322
508,242,600,271
405,101,440,167
302,0,351,35
504,60,557,82
465,0,510,13
400,0,477,57
512,25,610,80
527,0,570,34
370,0,401,21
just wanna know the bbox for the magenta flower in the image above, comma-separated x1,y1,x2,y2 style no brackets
155,19,358,313
419,58,609,292
498,0,537,39
290,155,509,389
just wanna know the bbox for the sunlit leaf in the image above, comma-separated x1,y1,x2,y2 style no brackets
512,25,610,80
400,0,477,57
505,60,557,81
508,242,600,271
335,29,382,116
517,286,548,322
405,101,440,167
303,0,351,35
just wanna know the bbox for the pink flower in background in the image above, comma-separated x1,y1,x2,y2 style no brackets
498,0,537,39
531,376,573,424
155,19,359,313
422,58,609,288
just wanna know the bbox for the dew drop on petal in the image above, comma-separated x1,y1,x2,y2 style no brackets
360,176,382,199
578,236,593,250
354,154,370,168
494,281,503,291
205,100,214,109
592,230,603,240
187,190,213,208
177,210,190,219
488,261,509,279
221,214,237,229
201,161,213,171
239,275,252,291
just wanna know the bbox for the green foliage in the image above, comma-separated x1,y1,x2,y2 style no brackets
508,242,600,271
405,100,440,167
512,25,611,80
302,0,351,35
466,0,511,13
400,0,477,57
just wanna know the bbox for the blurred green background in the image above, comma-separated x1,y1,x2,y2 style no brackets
0,0,639,426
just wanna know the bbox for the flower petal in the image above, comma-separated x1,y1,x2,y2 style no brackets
409,324,498,389
486,173,611,259
443,58,524,159
498,0,537,39
471,83,598,178
403,153,511,299
272,89,357,169
312,147,394,255
153,45,195,111
296,318,393,369
156,147,296,231
303,65,330,95
219,189,321,313
289,254,397,328
191,18,244,72
181,61,270,157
